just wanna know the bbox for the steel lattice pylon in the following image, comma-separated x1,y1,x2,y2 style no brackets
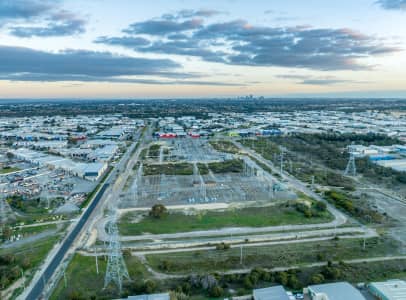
104,217,130,293
344,152,357,177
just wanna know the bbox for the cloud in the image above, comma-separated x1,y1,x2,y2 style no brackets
376,0,406,10
97,16,399,71
1,1,86,37
276,74,362,85
162,9,224,20
0,45,181,80
0,45,240,86
9,10,86,37
0,0,56,21
123,18,203,35
95,36,150,47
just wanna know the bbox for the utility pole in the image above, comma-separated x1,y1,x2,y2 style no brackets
311,175,315,189
240,245,243,265
95,247,99,274
280,150,284,175
21,268,25,290
63,270,67,288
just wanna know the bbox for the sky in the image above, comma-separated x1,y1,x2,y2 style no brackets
0,0,406,99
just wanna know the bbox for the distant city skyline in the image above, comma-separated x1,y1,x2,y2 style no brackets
1,0,406,98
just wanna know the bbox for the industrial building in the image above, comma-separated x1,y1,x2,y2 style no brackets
10,148,107,181
119,293,169,300
253,286,290,300
307,282,365,300
368,279,406,300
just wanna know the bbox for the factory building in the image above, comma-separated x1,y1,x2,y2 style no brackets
306,282,365,300
119,293,169,300
253,286,290,300
368,279,406,300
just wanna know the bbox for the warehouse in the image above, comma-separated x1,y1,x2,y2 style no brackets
253,286,290,300
120,293,169,300
376,159,406,172
307,282,365,300
368,279,406,300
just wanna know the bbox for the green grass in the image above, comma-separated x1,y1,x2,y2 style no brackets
143,163,194,176
118,205,333,235
0,235,60,293
11,224,58,237
197,163,209,175
146,236,402,274
50,254,150,300
208,159,243,173
209,140,240,154
0,166,20,174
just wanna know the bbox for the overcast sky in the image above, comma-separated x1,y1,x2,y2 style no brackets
1,0,406,99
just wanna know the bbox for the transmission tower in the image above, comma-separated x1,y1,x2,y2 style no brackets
0,194,5,237
104,217,130,293
344,152,357,176
280,149,284,174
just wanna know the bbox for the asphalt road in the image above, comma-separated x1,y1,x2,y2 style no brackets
25,183,109,300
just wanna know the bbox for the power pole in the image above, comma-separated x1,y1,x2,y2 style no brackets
311,176,315,189
0,194,5,237
104,218,130,293
344,152,357,177
280,150,284,174
95,247,99,274
240,245,243,265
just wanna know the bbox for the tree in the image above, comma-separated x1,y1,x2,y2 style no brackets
315,201,327,212
149,204,168,219
276,271,288,286
311,273,325,284
209,285,224,297
144,280,157,294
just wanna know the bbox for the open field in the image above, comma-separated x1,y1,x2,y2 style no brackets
209,140,240,154
50,253,150,300
0,235,60,295
0,167,20,174
145,236,402,274
143,163,194,176
50,253,406,300
118,204,333,235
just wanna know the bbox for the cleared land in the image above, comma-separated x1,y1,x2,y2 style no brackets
146,236,402,274
0,235,60,294
50,253,150,300
118,204,333,235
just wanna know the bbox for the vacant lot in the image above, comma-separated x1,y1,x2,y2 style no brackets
50,253,150,300
118,204,333,235
146,236,402,274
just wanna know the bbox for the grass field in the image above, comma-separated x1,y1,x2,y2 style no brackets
118,205,333,235
143,162,194,176
0,166,20,174
209,140,240,154
146,236,402,274
50,254,150,300
11,224,58,237
0,235,60,295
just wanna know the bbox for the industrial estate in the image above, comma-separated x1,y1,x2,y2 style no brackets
1,99,406,300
